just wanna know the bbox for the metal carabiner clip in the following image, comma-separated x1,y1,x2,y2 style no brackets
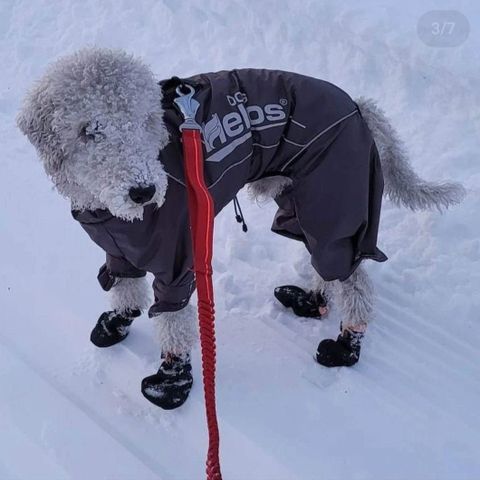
173,84,201,131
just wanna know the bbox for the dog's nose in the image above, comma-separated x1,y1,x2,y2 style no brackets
129,185,156,204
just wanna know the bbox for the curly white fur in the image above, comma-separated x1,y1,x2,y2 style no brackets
247,176,293,203
333,266,374,327
314,266,373,327
17,48,169,221
314,273,335,306
356,97,466,212
152,304,199,355
110,276,151,314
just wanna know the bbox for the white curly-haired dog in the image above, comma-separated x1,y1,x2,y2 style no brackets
17,48,465,409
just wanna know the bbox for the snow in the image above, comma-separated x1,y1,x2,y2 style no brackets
1,0,480,478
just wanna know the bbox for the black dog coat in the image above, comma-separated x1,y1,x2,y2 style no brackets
73,69,387,316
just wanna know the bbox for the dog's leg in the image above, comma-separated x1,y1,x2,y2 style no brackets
109,276,151,314
151,304,198,356
316,265,373,367
142,304,198,409
90,276,151,348
313,274,335,316
334,265,374,332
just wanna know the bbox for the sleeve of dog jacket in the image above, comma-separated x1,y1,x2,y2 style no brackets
71,188,196,314
71,210,147,291
97,254,147,292
149,270,195,316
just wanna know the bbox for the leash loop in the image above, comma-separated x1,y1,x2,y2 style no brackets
174,85,202,131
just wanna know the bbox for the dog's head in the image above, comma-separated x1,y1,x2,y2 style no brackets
17,48,169,221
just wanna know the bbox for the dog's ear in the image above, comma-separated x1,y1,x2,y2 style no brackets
17,83,66,175
146,110,170,150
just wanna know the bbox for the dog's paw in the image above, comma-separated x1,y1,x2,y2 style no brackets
315,329,363,367
274,285,327,318
141,354,193,409
90,310,139,348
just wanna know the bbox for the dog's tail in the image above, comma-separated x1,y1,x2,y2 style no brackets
356,97,466,211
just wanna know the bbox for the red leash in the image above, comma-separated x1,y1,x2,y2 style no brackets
175,87,222,480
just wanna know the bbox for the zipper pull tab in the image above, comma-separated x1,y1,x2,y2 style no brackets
233,196,248,233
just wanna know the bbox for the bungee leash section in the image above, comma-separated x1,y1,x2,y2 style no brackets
174,85,223,480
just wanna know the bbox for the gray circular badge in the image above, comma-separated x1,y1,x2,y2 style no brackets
418,10,470,47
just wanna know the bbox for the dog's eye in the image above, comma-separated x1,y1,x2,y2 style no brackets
79,121,105,143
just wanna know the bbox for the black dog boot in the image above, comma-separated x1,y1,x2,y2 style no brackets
274,285,327,318
316,325,364,367
141,353,193,410
90,309,141,348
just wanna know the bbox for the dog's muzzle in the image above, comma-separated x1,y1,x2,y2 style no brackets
129,185,156,204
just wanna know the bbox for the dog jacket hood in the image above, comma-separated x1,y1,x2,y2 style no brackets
73,69,387,316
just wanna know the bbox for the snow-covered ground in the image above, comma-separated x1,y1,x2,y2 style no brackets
1,1,480,478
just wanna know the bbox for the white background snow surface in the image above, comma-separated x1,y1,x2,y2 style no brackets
1,1,480,479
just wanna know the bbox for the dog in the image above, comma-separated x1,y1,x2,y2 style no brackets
17,48,465,409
